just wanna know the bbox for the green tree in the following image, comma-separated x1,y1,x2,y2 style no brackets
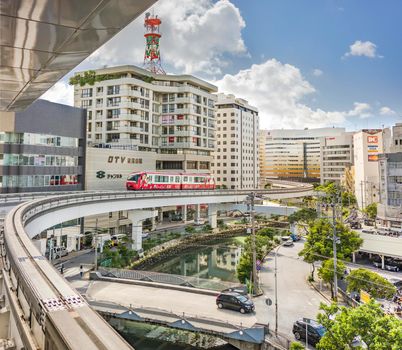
185,225,195,234
288,208,318,224
257,227,276,240
289,342,305,350
236,234,272,284
299,218,363,280
316,300,402,350
341,191,357,207
318,258,346,299
364,202,378,220
346,268,396,299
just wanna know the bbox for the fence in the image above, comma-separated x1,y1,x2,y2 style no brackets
98,267,240,291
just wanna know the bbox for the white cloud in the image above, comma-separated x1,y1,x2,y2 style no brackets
344,40,379,58
347,102,372,118
215,59,372,129
312,68,323,77
379,106,396,116
87,0,247,75
40,81,74,106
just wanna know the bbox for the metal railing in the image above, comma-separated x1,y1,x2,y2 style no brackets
98,267,238,291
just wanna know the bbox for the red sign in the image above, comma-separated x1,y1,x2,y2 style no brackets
368,154,379,162
367,136,378,144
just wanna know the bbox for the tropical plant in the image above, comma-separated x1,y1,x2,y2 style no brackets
318,258,346,299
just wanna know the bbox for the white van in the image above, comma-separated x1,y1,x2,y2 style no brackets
52,246,68,259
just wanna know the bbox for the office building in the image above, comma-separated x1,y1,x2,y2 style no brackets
319,132,354,184
259,127,346,182
353,129,390,209
73,65,217,173
0,100,86,193
212,93,259,189
377,123,402,228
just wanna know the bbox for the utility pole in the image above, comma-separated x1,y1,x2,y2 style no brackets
94,218,98,271
249,192,258,295
332,192,338,301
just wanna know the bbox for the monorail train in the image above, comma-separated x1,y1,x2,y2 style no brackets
126,171,215,190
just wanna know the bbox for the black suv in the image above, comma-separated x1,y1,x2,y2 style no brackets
216,292,255,314
293,318,326,346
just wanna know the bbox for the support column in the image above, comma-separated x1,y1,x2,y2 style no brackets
195,204,201,222
158,208,163,222
127,209,158,251
381,255,385,270
352,252,356,263
151,209,156,231
208,204,217,229
182,205,187,223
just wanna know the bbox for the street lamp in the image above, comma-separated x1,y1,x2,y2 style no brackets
247,192,258,296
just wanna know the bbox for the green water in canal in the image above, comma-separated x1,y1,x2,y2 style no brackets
149,237,245,283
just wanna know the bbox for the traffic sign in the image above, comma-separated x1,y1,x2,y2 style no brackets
256,265,261,271
256,259,261,266
265,298,272,306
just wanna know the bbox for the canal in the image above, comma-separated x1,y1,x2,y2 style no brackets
149,236,245,282
117,237,246,349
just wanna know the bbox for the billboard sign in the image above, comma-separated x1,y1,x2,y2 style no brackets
368,155,379,162
367,135,378,144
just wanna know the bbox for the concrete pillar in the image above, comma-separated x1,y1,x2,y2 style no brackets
158,208,163,222
182,205,187,222
127,209,158,251
208,204,217,229
381,255,385,270
151,210,156,231
195,204,201,221
352,252,356,263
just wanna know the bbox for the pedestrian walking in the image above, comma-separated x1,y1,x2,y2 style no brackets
80,265,83,278
60,263,64,275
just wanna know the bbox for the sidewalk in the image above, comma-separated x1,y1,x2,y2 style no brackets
309,279,348,306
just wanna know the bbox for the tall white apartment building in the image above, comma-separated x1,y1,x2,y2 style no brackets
319,132,354,184
259,127,346,182
73,65,217,173
353,128,390,209
212,94,259,190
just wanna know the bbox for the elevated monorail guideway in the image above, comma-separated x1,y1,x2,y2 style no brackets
2,184,313,349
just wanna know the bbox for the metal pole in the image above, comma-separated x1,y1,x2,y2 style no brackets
305,323,308,348
250,193,258,295
94,218,98,271
274,246,278,335
332,194,338,301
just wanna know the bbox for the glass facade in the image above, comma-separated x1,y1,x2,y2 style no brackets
0,131,81,191
1,154,78,166
0,175,78,188
0,132,78,147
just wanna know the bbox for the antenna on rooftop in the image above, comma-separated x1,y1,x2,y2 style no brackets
143,11,165,74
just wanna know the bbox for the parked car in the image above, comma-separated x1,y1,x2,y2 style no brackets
216,292,255,314
283,239,294,247
350,221,362,229
292,318,326,346
141,232,150,240
362,229,375,234
385,259,401,272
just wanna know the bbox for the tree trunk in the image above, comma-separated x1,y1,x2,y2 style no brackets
330,282,334,300
311,263,315,281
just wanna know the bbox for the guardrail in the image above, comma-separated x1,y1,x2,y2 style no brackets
98,267,238,291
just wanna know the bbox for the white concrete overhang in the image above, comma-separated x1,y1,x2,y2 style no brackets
0,0,156,111
359,232,402,258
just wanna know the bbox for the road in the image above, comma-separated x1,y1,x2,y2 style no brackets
254,239,328,337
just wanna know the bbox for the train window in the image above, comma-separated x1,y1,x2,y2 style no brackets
170,176,174,182
155,175,160,182
183,176,188,182
175,176,180,182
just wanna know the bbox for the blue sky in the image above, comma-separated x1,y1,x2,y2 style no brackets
43,0,401,130
226,0,402,129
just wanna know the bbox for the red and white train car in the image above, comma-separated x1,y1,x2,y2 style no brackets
126,172,215,190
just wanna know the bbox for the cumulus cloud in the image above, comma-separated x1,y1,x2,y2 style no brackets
312,68,323,77
347,102,372,118
344,40,379,58
215,59,372,129
40,81,74,106
87,0,247,75
379,106,396,116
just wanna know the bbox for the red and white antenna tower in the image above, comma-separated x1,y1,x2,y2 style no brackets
143,12,165,74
